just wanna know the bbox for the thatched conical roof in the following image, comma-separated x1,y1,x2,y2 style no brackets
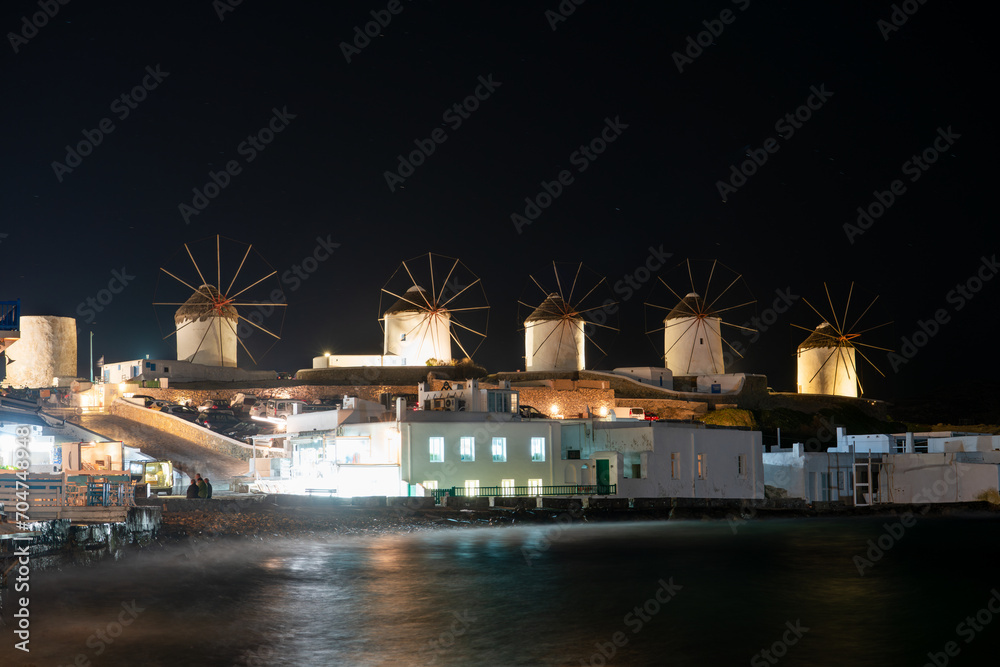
798,322,851,351
665,292,715,321
385,285,433,315
174,285,237,325
526,293,576,322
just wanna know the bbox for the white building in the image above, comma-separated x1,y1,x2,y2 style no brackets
796,322,857,397
100,358,275,384
764,428,1000,505
663,293,724,376
383,285,452,365
524,293,585,372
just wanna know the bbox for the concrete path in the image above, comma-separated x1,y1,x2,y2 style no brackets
76,414,249,483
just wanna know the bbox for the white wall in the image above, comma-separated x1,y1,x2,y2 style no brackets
664,314,724,376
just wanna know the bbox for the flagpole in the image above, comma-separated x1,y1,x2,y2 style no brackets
89,330,94,383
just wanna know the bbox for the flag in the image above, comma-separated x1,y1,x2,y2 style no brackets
97,356,104,366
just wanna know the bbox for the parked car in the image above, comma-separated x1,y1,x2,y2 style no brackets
199,398,230,411
148,400,171,410
518,405,548,419
123,394,157,407
252,399,310,420
195,411,242,431
161,404,200,421
229,394,259,415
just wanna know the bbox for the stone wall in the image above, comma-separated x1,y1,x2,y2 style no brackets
124,384,418,408
109,399,257,461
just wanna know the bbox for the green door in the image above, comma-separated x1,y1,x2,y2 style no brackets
596,459,610,492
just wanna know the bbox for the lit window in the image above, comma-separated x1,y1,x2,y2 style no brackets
429,437,444,462
460,436,475,462
464,480,480,495
530,437,545,462
422,480,438,490
697,453,706,479
400,333,406,341
670,453,680,479
528,479,543,495
492,437,507,462
501,479,515,495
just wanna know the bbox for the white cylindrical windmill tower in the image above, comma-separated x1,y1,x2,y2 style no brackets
663,293,724,376
3,315,76,387
383,285,452,365
175,285,238,367
524,293,585,372
796,322,857,397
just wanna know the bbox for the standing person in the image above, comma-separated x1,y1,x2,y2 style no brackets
205,478,213,499
198,476,208,498
186,477,200,498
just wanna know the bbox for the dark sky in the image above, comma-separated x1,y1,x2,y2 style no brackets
1,0,994,403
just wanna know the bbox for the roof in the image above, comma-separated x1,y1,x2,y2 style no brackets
664,293,715,320
385,285,433,314
174,285,237,324
525,293,577,322
798,322,851,350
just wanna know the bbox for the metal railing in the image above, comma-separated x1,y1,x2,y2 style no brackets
432,484,615,500
0,299,19,329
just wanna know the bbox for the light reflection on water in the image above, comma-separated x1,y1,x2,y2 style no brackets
2,516,998,666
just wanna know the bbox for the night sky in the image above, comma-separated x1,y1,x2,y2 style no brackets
1,0,994,404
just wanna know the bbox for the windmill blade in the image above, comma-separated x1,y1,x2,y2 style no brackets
428,253,437,309
400,260,433,309
553,262,567,301
381,287,431,312
686,259,696,296
721,333,747,360
850,321,894,337
572,318,609,358
237,314,281,339
663,319,700,357
229,271,278,301
720,321,757,334
162,317,200,341
851,341,895,353
447,327,474,361
436,258,461,306
224,317,257,366
824,283,842,332
160,268,203,296
710,299,757,316
185,243,210,289
844,347,864,395
801,297,843,336
572,276,608,310
842,282,855,336
703,259,718,307
701,320,721,373
449,317,488,339
847,295,880,335
441,306,490,313
853,346,887,378
572,302,618,316
439,278,482,310
704,274,746,314
226,243,253,296
216,235,221,296
566,263,583,306
655,275,687,305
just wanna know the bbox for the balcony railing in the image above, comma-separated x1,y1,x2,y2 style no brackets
432,484,615,500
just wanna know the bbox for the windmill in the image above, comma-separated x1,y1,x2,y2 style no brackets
378,253,489,365
645,259,756,376
153,235,286,367
518,262,618,372
794,283,892,397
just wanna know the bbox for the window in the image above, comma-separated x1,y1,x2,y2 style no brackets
697,453,706,479
492,437,507,462
464,480,480,496
422,480,438,490
400,333,406,341
501,479,515,495
670,453,680,479
429,437,444,462
530,437,545,462
460,436,475,462
528,479,543,495
737,455,746,477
